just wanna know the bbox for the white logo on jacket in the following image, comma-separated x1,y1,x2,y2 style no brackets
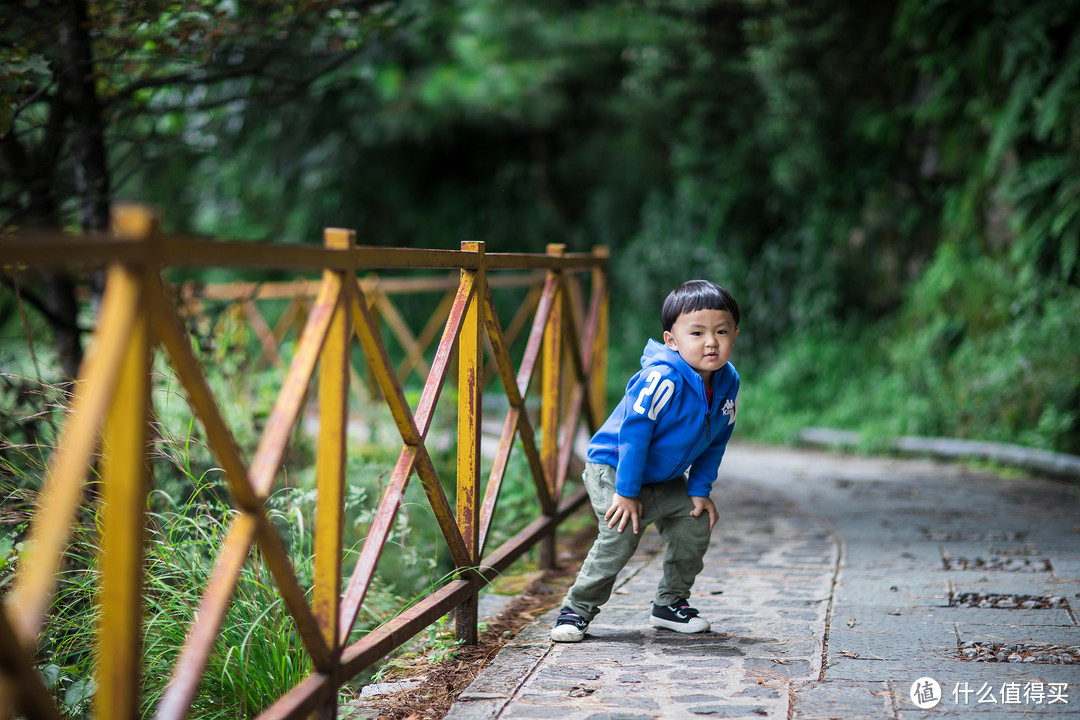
722,397,737,425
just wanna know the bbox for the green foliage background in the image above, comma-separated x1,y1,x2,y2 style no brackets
111,0,1080,453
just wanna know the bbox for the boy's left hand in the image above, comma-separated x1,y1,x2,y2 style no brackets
690,496,718,531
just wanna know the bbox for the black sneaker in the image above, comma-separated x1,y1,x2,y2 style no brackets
550,607,589,642
650,599,710,633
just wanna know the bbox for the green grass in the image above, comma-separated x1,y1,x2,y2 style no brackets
34,472,425,719
37,480,312,719
735,277,1080,455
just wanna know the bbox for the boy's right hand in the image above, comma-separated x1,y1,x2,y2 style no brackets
605,493,642,534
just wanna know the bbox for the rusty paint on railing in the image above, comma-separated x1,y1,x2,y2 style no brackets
0,204,608,720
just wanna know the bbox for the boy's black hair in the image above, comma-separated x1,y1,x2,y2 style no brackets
661,279,740,332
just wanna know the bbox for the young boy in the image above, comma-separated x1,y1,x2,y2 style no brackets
551,279,740,642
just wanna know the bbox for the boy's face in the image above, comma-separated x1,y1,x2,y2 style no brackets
663,308,739,384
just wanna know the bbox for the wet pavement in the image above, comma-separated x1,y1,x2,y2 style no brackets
444,443,1080,719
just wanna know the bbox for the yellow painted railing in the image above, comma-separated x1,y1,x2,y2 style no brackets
0,205,609,720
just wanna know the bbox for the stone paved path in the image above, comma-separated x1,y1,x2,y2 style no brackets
445,443,1080,720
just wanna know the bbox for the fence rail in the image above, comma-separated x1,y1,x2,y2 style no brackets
173,270,547,395
0,205,609,720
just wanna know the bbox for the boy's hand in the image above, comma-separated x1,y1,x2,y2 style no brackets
690,496,718,532
605,494,642,534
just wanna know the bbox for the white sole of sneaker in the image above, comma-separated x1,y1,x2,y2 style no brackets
550,625,587,642
650,616,710,633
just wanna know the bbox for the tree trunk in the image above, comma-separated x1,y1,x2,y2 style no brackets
61,0,111,234
39,271,83,381
36,0,113,379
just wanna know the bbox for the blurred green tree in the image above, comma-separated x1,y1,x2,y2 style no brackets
4,0,1078,449
1,0,398,375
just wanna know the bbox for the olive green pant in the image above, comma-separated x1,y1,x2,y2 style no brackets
561,462,713,622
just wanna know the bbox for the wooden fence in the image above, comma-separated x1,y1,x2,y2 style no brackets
173,270,547,398
0,205,609,720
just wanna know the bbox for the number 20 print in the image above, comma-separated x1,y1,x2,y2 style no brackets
632,370,675,420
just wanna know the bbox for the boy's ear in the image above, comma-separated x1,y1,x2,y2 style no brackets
663,330,678,349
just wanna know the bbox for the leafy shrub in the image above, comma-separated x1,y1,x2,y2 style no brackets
738,244,1080,455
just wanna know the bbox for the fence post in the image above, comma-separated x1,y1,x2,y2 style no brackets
540,244,565,570
312,228,353,719
456,241,485,644
95,205,155,720
590,247,610,429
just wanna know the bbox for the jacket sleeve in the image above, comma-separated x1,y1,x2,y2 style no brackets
686,386,738,497
614,366,680,497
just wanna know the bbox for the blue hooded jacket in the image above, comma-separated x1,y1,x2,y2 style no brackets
586,339,739,498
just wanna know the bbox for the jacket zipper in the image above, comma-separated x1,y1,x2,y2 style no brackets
670,380,712,476
705,375,712,441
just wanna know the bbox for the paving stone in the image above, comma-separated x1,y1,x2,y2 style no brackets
791,680,893,719
508,706,573,718
539,667,603,681
735,685,781,699
742,658,814,679
673,694,725,704
918,608,1074,626
735,636,779,644
626,665,670,673
755,641,816,656
532,682,585,692
674,667,734,678
686,704,771,716
657,644,745,657
601,695,661,710
666,656,739,669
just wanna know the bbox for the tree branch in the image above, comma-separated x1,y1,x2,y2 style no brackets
0,273,81,332
107,45,359,109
